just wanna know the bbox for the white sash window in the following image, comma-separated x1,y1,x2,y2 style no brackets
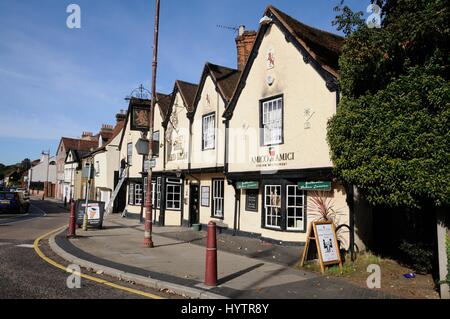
202,113,216,150
262,97,283,145
212,179,224,218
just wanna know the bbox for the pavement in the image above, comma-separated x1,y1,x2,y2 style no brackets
49,205,397,299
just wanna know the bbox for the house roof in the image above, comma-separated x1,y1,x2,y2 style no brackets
65,149,90,164
156,93,173,118
207,63,242,102
85,120,125,157
268,5,343,77
162,80,199,128
176,80,199,112
189,62,241,118
60,137,98,153
223,5,343,120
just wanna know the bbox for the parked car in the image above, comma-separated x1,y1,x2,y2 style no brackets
0,191,30,214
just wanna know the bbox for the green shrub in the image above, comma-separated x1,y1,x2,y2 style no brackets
398,240,434,274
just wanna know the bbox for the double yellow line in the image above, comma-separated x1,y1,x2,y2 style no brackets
34,227,164,299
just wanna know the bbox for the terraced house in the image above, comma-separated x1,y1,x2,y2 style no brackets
223,5,364,247
114,5,372,249
118,93,172,221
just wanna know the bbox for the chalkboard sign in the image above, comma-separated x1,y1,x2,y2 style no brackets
245,189,259,212
75,200,105,229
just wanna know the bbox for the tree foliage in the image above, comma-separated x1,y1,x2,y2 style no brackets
328,0,450,208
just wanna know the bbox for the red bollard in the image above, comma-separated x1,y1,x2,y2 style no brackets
67,200,76,238
205,221,218,286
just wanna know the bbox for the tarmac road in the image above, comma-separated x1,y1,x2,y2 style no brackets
0,199,178,299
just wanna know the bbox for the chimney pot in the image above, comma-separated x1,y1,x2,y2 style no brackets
238,25,245,36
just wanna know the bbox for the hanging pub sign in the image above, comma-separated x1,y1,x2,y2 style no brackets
300,221,342,274
130,98,151,132
298,181,332,191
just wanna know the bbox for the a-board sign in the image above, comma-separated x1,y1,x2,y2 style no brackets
300,221,342,273
75,200,105,229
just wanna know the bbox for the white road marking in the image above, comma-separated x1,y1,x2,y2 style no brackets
16,244,35,248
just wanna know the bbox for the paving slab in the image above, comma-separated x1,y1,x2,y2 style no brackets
56,214,396,299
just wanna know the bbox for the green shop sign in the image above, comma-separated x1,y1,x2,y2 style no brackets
298,181,332,191
237,181,259,190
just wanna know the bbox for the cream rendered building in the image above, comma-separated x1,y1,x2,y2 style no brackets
159,80,198,226
223,6,354,246
82,118,125,207
187,63,241,230
118,94,172,221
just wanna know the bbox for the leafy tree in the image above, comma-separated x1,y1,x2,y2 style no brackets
328,0,450,209
21,158,31,171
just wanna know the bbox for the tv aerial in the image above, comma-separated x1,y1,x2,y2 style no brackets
216,24,240,35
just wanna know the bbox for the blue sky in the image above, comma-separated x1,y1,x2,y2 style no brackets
0,0,369,165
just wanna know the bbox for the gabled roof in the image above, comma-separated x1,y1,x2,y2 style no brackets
176,80,198,112
65,148,90,164
269,5,343,77
189,62,241,119
156,93,172,119
163,80,199,128
58,137,98,156
224,5,343,120
84,121,125,158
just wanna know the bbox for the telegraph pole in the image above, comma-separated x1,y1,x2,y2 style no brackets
144,0,160,248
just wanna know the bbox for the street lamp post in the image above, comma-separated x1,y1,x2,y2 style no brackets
143,0,161,249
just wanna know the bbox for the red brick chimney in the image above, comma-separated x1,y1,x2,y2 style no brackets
235,25,257,71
